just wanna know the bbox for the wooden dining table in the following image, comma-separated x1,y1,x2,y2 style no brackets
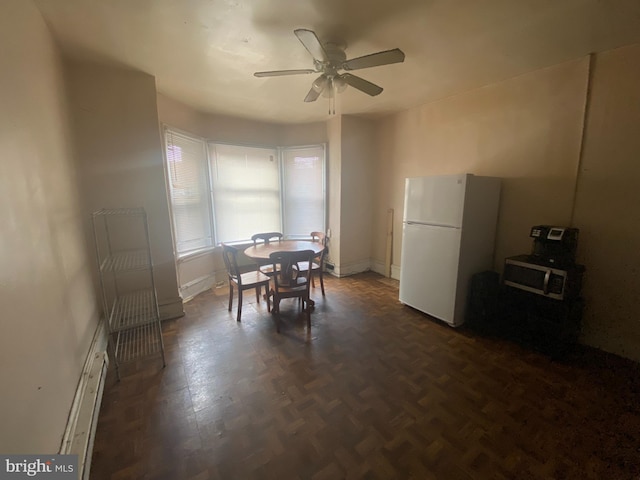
244,240,326,307
243,240,325,261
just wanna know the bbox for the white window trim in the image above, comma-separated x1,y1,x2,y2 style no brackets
163,126,216,259
279,144,327,239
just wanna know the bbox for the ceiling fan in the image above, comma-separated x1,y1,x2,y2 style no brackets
254,29,405,111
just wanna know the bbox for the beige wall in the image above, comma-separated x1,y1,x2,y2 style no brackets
66,63,182,318
0,0,99,452
158,94,281,146
573,44,640,361
325,116,342,270
279,121,328,146
338,116,377,274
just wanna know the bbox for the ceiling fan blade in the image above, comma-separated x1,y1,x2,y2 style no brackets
341,73,383,96
304,75,327,102
254,69,316,77
342,48,405,71
304,88,322,102
294,29,329,63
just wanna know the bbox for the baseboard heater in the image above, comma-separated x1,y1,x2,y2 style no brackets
60,321,109,480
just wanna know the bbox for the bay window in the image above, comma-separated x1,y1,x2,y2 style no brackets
164,127,326,257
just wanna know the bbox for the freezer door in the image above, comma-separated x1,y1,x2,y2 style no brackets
403,174,468,227
399,223,461,325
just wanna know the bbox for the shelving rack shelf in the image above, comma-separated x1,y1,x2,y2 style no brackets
91,208,166,380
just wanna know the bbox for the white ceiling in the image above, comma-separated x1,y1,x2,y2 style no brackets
34,0,640,124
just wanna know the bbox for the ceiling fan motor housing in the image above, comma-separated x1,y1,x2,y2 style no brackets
313,44,346,79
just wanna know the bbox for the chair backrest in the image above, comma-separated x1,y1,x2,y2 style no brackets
310,231,328,260
269,250,315,290
310,231,326,245
251,232,283,246
221,243,241,283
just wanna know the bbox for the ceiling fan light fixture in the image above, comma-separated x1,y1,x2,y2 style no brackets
322,77,337,98
334,75,348,93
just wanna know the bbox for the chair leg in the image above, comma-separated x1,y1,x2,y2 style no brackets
305,295,311,329
255,286,260,302
237,289,243,322
319,270,325,296
265,284,271,312
228,284,233,312
272,296,280,333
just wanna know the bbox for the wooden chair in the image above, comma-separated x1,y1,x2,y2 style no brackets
269,249,316,332
221,243,271,322
251,232,283,245
296,231,328,296
251,232,283,277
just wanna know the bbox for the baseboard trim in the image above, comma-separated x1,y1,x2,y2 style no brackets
158,297,185,320
390,264,401,281
362,260,401,280
332,259,371,277
59,320,109,479
370,260,384,275
179,273,218,303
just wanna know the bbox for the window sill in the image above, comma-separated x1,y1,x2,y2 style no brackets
176,246,217,263
176,241,256,263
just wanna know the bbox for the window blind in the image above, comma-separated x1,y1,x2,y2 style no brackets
165,130,213,254
209,143,281,244
282,145,325,238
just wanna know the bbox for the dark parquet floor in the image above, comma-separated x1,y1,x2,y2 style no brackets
90,272,640,479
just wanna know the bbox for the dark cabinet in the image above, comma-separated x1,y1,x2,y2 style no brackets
466,270,583,356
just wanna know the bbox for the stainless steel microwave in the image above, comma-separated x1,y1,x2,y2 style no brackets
503,255,584,301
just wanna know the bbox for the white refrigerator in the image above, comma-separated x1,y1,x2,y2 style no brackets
399,174,501,327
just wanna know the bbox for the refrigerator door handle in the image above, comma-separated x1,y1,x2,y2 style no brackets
405,221,459,229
